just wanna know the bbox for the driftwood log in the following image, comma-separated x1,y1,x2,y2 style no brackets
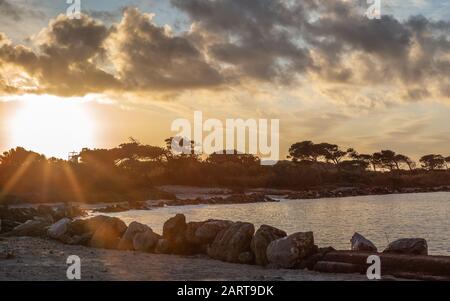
313,251,450,280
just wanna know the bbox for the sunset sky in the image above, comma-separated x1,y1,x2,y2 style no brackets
0,0,449,159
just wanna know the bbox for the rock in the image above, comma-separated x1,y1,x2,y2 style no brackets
163,214,187,240
207,222,255,263
184,221,205,245
383,238,428,255
266,231,316,268
67,215,110,236
0,219,20,233
63,233,92,246
298,246,334,270
133,230,161,252
37,205,54,218
238,251,254,264
118,221,151,250
53,204,86,220
195,220,234,244
8,220,50,237
128,201,148,210
47,218,71,240
162,214,200,255
350,232,378,252
89,217,127,249
0,207,37,223
154,239,171,254
95,204,130,213
251,225,287,266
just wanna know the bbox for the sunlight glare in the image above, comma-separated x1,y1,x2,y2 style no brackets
9,95,96,158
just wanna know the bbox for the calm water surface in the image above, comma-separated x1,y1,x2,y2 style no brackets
105,192,450,255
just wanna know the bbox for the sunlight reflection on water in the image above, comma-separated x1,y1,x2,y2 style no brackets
105,192,450,255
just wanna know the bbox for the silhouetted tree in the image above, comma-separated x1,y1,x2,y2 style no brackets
288,141,319,162
395,154,416,170
316,143,351,165
420,154,445,170
349,151,378,171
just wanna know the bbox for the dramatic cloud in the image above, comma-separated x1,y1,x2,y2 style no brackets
172,0,450,103
0,15,120,95
0,0,448,104
172,0,311,83
108,7,224,91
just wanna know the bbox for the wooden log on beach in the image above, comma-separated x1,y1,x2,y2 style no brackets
317,251,450,278
314,261,365,274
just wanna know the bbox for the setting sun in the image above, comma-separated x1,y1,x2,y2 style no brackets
0,0,449,285
8,95,96,158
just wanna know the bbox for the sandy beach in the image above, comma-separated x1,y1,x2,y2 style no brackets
0,237,369,281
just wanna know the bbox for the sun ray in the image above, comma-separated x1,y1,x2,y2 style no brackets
0,153,36,201
61,163,85,204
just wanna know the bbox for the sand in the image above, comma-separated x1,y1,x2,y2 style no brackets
0,237,369,281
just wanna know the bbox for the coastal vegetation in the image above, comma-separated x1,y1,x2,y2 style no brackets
1,138,450,204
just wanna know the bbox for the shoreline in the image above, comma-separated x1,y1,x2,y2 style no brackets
3,186,450,213
0,237,369,281
1,206,449,281
92,186,450,213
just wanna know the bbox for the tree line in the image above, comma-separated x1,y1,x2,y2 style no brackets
1,138,450,204
288,141,450,171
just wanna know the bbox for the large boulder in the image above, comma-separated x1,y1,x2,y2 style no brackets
251,225,287,266
154,238,171,254
163,214,187,240
383,238,428,255
195,220,234,244
238,251,254,264
7,220,50,237
133,229,161,252
62,233,92,246
47,218,71,240
350,232,377,252
207,222,255,263
266,231,316,268
162,214,198,255
184,221,206,245
118,221,151,250
68,215,111,236
89,216,127,249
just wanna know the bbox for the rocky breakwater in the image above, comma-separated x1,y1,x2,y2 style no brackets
2,212,449,280
286,185,450,200
93,193,279,213
0,204,86,235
